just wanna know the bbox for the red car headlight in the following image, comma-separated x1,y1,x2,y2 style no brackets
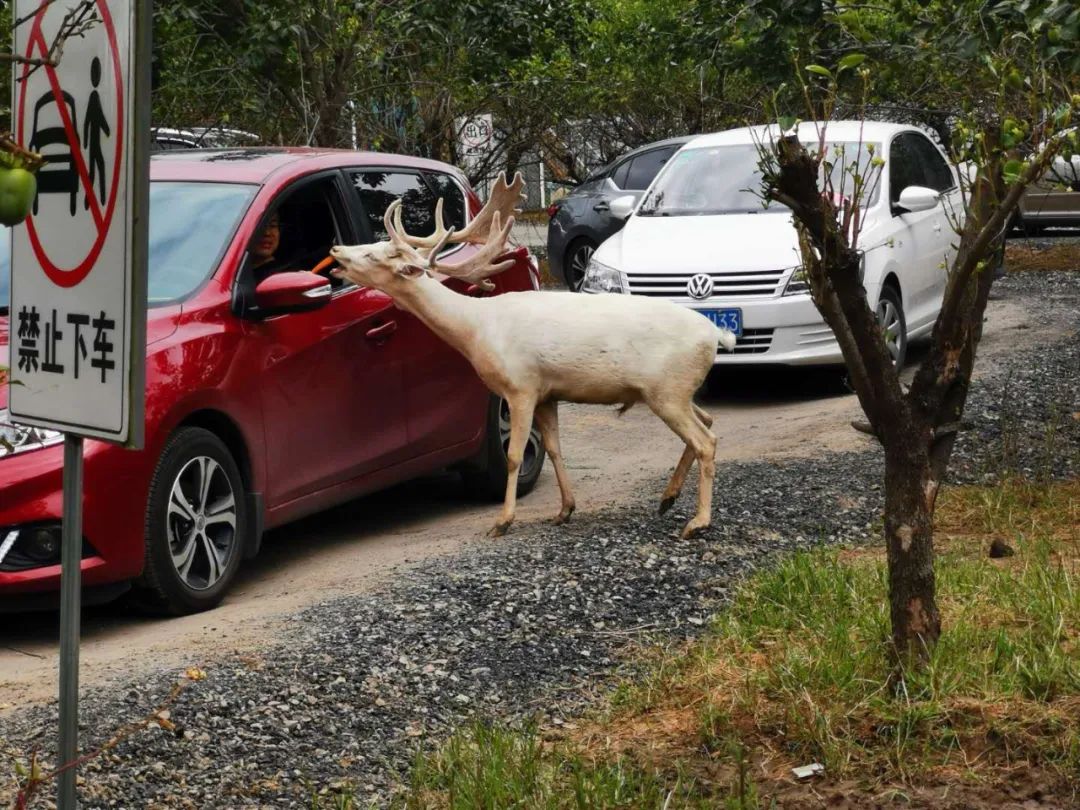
0,409,65,458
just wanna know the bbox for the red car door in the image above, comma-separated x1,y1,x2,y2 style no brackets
346,168,490,458
245,172,411,507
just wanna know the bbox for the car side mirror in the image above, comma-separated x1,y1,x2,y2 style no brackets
894,185,940,214
609,194,636,220
253,271,332,317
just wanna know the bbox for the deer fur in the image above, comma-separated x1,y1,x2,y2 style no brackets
329,173,736,538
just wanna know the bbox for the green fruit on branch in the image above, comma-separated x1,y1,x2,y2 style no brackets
0,132,43,227
0,167,37,226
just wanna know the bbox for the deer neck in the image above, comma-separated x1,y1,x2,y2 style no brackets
391,274,483,355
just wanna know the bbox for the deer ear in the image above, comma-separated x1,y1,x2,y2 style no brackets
395,264,424,278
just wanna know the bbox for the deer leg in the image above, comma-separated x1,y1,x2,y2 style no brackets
649,398,717,538
489,394,537,538
659,404,714,514
660,446,695,515
535,401,575,524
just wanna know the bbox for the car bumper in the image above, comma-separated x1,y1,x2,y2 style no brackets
0,441,149,600
685,295,843,366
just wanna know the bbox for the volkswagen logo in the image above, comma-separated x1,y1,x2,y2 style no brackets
686,273,714,300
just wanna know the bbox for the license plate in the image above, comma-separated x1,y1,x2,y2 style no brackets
698,308,743,337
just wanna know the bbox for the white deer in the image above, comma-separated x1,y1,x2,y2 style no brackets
329,173,736,539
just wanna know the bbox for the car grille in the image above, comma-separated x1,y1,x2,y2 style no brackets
726,328,774,355
627,270,785,298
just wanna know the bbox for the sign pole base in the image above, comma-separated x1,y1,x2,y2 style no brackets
58,433,83,809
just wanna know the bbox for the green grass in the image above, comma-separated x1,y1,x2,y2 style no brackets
685,478,1080,782
395,721,723,810
315,478,1079,808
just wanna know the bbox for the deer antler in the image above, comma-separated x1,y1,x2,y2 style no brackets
383,199,431,268
393,171,525,250
427,210,516,290
384,198,511,290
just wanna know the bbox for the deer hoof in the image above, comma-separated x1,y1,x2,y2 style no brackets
659,496,676,515
488,521,511,538
681,522,709,540
554,505,576,525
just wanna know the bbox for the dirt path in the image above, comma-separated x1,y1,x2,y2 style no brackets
0,292,1052,713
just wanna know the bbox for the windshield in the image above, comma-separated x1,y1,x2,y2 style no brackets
638,141,882,217
0,181,256,313
146,182,256,303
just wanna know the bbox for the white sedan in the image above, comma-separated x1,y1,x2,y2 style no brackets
582,121,963,367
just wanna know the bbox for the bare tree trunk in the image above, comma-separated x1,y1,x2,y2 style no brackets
883,443,942,665
505,143,526,178
763,106,1073,672
312,88,350,147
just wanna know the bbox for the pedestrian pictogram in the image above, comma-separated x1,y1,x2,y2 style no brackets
84,57,112,210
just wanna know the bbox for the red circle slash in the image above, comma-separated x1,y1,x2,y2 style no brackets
16,0,125,288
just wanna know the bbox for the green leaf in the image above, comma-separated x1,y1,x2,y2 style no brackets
805,64,833,79
1003,158,1024,184
778,115,798,132
837,53,867,71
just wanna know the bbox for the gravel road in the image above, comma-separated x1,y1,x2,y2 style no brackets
1,268,1077,809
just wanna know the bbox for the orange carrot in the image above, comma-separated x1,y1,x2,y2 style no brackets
311,256,335,274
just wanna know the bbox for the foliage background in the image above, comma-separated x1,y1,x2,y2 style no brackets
1,0,1076,186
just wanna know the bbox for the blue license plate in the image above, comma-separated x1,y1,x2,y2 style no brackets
698,308,742,337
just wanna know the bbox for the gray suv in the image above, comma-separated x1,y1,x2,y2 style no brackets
547,135,692,290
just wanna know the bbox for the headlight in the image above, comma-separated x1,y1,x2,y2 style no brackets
582,258,628,294
782,266,810,296
0,409,64,459
782,253,864,296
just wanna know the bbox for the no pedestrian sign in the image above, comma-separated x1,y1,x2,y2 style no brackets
9,0,148,445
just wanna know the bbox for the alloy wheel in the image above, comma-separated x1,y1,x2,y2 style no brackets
166,456,238,590
567,243,595,291
876,298,903,364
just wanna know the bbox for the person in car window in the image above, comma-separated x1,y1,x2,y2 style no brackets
249,210,290,283
249,210,336,284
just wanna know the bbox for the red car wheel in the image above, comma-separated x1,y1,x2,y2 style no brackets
460,395,545,501
133,427,248,615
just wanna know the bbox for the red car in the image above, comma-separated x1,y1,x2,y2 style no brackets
0,148,545,614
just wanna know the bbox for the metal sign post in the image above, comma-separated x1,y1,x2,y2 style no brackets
58,434,83,807
9,1,151,806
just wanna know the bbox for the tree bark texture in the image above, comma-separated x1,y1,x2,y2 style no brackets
884,445,942,663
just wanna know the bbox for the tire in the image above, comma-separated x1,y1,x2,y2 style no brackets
133,427,248,615
875,284,908,369
564,238,597,291
461,395,546,501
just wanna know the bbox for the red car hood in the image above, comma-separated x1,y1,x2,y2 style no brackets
1,307,178,412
